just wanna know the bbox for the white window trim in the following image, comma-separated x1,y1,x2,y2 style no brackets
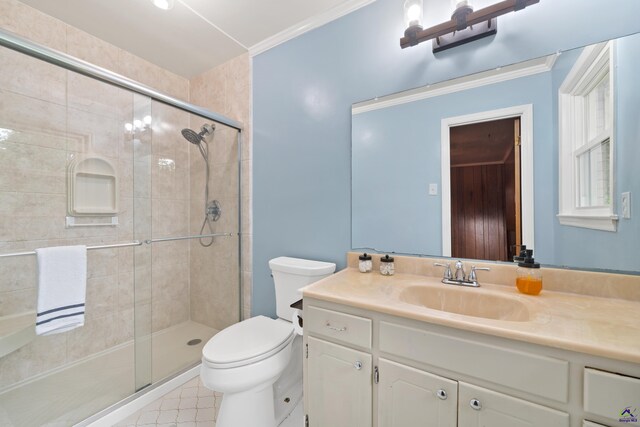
558,41,618,232
441,105,535,257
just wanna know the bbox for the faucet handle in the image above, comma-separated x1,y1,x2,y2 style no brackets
434,262,452,280
469,266,491,282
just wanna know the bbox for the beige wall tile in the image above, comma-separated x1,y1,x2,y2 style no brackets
0,254,35,293
0,333,67,390
0,89,67,136
117,50,189,102
86,275,118,320
0,288,36,315
188,53,252,322
0,48,66,105
0,0,66,51
65,26,119,70
66,313,126,362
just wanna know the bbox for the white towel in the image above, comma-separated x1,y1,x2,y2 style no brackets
35,245,87,336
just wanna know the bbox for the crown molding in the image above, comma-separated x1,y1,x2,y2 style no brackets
249,0,375,57
352,53,558,115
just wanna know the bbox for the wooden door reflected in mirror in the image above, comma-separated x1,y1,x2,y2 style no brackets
450,117,522,261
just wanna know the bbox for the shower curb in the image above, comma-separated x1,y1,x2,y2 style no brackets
76,364,200,427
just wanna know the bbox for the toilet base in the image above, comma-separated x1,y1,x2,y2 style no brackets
216,384,276,427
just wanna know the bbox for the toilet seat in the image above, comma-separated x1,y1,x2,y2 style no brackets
202,316,294,369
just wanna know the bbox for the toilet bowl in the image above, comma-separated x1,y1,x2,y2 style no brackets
200,257,336,427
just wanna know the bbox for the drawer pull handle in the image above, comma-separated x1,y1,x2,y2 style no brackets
354,361,363,370
326,322,347,332
469,399,482,410
436,389,447,400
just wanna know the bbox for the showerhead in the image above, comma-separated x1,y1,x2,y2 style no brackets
181,123,215,145
181,128,203,145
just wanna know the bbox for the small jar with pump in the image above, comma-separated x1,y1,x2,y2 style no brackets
516,249,542,295
379,255,395,276
358,253,372,273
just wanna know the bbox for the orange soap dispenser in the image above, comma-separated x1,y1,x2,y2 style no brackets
516,249,543,295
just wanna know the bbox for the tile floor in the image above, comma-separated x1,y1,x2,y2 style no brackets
114,377,222,427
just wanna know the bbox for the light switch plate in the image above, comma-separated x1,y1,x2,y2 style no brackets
429,183,438,196
621,192,631,219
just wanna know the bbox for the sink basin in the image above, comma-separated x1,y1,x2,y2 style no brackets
399,286,531,322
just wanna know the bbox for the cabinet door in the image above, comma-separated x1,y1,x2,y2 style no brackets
307,336,372,427
458,382,569,427
378,358,458,427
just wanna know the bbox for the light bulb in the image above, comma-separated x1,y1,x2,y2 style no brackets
124,123,133,132
404,0,423,29
151,0,174,10
133,120,142,129
407,5,422,22
143,115,152,125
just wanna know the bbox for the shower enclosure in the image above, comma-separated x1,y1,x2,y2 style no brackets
0,29,242,426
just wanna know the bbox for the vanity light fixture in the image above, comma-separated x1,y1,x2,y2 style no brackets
401,0,539,52
151,0,174,11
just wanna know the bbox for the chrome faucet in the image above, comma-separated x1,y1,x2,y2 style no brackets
434,260,490,287
453,260,466,281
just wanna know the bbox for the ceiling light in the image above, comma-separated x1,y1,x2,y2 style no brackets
400,0,539,52
151,0,174,11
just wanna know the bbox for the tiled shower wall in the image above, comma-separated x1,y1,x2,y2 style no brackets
190,54,252,322
0,0,251,390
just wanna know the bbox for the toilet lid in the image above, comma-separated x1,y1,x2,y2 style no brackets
202,316,294,366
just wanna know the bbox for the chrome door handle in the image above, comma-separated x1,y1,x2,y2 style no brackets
436,389,447,400
325,322,347,332
354,361,363,370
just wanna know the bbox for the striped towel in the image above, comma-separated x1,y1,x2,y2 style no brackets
35,245,87,335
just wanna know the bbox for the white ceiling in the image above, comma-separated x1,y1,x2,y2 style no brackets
19,0,365,77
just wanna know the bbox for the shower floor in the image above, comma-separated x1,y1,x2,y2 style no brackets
0,321,217,427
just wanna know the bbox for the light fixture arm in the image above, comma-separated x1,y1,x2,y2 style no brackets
400,0,539,49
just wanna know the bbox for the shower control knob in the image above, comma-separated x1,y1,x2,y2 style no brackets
354,361,363,370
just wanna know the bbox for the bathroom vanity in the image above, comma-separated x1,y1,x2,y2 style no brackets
302,255,640,427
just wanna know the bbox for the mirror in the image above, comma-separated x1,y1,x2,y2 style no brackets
351,32,640,273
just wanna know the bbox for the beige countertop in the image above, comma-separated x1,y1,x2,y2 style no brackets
303,268,640,364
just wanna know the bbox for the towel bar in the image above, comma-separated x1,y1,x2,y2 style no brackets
0,232,236,259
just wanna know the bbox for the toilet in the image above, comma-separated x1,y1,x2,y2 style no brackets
200,256,336,427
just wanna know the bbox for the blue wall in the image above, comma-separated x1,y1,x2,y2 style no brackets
253,0,640,317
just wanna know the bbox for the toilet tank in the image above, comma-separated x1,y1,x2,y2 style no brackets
269,257,336,321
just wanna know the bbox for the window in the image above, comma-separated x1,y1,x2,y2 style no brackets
558,41,617,231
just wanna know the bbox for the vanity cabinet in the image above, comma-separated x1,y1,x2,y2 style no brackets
307,336,372,427
377,358,457,427
304,299,640,427
375,358,567,427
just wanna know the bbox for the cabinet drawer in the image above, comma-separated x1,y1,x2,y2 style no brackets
379,321,569,402
458,382,569,427
306,306,372,349
584,368,640,423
